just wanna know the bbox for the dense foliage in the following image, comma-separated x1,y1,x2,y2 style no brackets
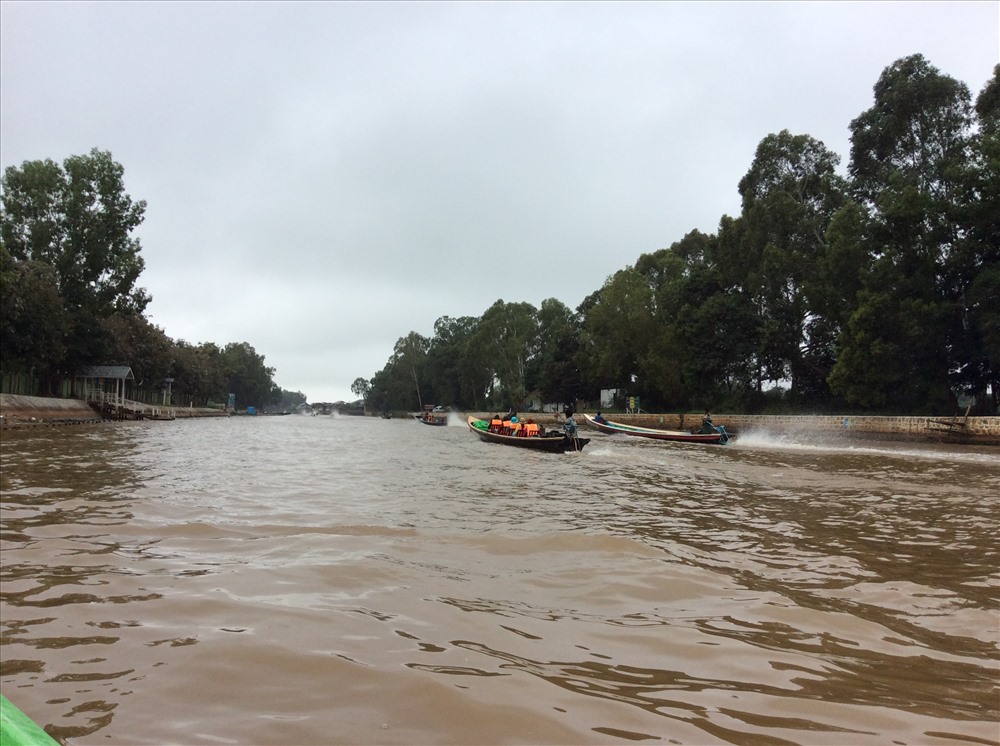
364,56,999,415
0,148,290,409
3,57,996,416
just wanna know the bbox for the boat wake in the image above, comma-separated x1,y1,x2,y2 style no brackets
735,428,998,464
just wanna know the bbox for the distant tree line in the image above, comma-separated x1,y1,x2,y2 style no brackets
362,56,999,416
0,149,300,410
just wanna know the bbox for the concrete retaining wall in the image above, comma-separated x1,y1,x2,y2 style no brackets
0,394,102,427
583,412,1000,446
0,394,228,429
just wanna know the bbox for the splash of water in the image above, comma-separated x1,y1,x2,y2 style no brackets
735,427,998,464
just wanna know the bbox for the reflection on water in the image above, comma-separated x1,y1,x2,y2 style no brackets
1,416,998,745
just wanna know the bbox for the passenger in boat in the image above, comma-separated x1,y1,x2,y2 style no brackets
506,412,519,435
701,410,714,434
564,412,578,438
490,414,503,433
594,412,607,424
524,419,539,437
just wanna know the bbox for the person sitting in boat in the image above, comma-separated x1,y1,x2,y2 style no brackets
524,419,539,437
594,412,607,424
564,412,578,438
701,410,715,434
506,412,519,435
490,414,503,433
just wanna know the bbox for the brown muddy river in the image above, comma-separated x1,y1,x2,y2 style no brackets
1,414,998,745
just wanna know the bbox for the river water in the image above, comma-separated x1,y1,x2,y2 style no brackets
1,414,998,746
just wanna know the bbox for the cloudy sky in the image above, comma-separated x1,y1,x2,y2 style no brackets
2,1,997,403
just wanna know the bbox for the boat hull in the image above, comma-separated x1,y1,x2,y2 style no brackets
582,414,729,444
466,416,589,453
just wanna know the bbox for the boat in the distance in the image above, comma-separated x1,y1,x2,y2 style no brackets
415,414,448,426
467,416,590,453
582,414,731,444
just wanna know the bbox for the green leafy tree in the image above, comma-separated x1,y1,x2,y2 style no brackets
833,55,975,411
953,65,1000,412
659,224,763,409
170,341,226,407
1,150,149,313
633,245,693,408
682,217,766,406
812,203,869,344
528,298,579,405
220,341,279,409
366,365,402,413
351,377,371,401
1,149,149,384
580,269,654,400
0,246,69,380
274,389,307,411
425,315,487,410
474,300,538,409
99,310,173,401
736,130,849,403
356,57,994,416
394,331,431,410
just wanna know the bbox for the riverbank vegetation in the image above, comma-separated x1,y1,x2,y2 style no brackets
2,55,997,416
0,150,298,410
362,55,999,416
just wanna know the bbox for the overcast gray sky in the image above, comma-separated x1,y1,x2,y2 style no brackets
2,1,997,403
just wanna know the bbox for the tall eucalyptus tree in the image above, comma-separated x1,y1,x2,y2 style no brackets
579,268,655,403
532,298,583,408
1,149,149,384
736,130,848,404
393,331,431,410
474,300,538,409
832,55,976,411
961,66,1000,411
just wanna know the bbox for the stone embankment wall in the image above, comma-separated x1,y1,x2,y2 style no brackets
0,394,102,427
590,412,1000,446
0,394,228,429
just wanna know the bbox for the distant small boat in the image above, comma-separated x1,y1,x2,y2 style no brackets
582,414,731,444
415,414,448,426
467,416,589,453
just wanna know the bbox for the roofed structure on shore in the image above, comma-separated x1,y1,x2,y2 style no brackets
76,366,135,409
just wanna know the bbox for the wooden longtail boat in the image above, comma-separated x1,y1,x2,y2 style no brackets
414,414,448,426
467,416,590,453
582,414,731,444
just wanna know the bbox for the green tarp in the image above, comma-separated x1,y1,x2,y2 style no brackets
0,694,58,746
